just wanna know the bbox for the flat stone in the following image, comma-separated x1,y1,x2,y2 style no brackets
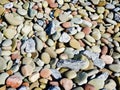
28,72,40,82
41,52,50,64
101,55,113,64
106,18,117,25
51,69,62,80
65,70,77,79
69,38,81,49
17,8,27,16
91,0,100,5
5,13,24,25
45,47,57,58
109,64,120,72
0,5,5,15
0,57,6,71
2,39,12,47
88,78,105,90
75,32,85,39
0,73,9,85
4,2,13,9
74,72,88,85
106,3,115,9
59,32,71,43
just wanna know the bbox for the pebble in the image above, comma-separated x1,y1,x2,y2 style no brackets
109,64,120,72
85,35,95,43
0,5,5,15
45,47,57,58
28,72,40,82
0,73,9,85
91,0,100,5
85,6,95,12
84,84,95,90
88,78,104,90
6,74,23,88
105,3,115,9
41,52,50,64
28,9,37,17
5,13,24,25
97,7,105,14
73,87,84,90
48,86,60,90
2,39,12,47
69,38,81,49
82,27,91,35
101,55,113,64
106,18,117,25
114,13,120,22
71,17,83,24
74,32,85,39
65,70,77,79
51,69,62,80
92,29,101,40
81,20,92,27
59,32,71,43
74,72,88,85
91,45,101,53
0,86,6,90
57,0,64,5
104,79,116,90
62,22,72,28
60,78,73,90
40,68,52,78
35,37,43,52
0,57,6,71
4,2,13,9
17,8,27,16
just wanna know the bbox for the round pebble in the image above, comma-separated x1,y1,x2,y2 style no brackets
41,52,50,64
40,68,52,78
65,70,77,79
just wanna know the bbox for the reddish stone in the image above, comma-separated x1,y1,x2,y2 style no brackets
85,84,95,90
101,55,113,64
40,68,52,78
101,46,108,55
62,22,72,28
82,27,91,35
49,3,58,8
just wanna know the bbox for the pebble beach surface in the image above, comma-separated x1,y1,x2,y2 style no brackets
0,0,120,90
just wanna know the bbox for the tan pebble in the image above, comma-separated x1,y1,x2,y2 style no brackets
98,0,106,6
101,46,108,55
101,55,113,64
56,47,65,54
41,52,50,64
45,47,57,58
46,0,55,4
69,38,81,49
74,32,85,39
85,84,95,90
54,9,62,17
82,27,91,35
60,78,73,90
0,85,6,90
85,35,95,43
62,22,72,28
42,1,48,8
0,5,5,15
29,72,40,82
49,3,58,8
34,87,42,90
39,78,48,84
49,81,59,86
40,68,52,78
40,83,46,89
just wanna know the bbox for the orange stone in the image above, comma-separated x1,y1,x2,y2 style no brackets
40,68,52,78
62,22,72,28
82,27,91,35
79,40,85,47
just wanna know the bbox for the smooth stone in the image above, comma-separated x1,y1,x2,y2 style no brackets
21,23,32,35
0,57,7,71
59,32,71,43
62,22,72,28
73,87,84,90
6,74,23,88
2,39,12,47
71,17,83,24
105,3,115,9
85,6,95,12
51,69,62,80
17,8,27,16
34,58,44,67
92,29,101,40
18,86,28,90
0,0,9,4
0,5,5,15
82,27,91,35
74,72,88,85
30,81,39,90
65,70,77,79
59,13,71,22
97,7,105,14
38,31,48,42
28,72,40,82
106,18,117,25
35,37,43,52
109,64,120,72
45,47,57,58
41,52,50,64
4,2,13,9
85,84,95,90
74,32,85,39
21,65,34,76
28,9,37,17
81,20,92,27
40,68,52,78
39,78,48,84
104,79,116,90
115,13,120,22
91,0,100,5
0,85,6,90
5,13,24,25
101,55,113,64
0,73,9,85
87,69,99,77
42,1,48,8
64,48,74,58
57,0,64,5
69,38,81,49
47,39,55,47
60,78,73,90
48,86,60,90
91,45,101,53
4,28,17,39
88,78,105,90
85,35,95,43
56,47,65,54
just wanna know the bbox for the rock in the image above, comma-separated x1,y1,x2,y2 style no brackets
85,35,95,43
21,65,34,77
59,13,70,22
101,46,108,55
48,86,60,90
41,52,50,64
91,0,100,5
64,47,74,58
69,38,81,49
104,79,116,90
51,69,62,80
74,32,85,39
57,59,87,71
71,17,83,24
60,78,73,90
28,72,40,82
91,45,101,53
73,87,84,90
85,84,95,90
57,0,64,5
0,57,6,71
5,13,24,25
97,72,109,80
92,29,101,40
65,70,77,79
6,74,23,88
0,0,9,4
21,23,32,35
106,18,117,25
115,13,120,22
18,86,28,90
0,73,9,85
109,64,120,72
59,32,71,43
2,39,12,47
74,72,88,85
0,85,6,90
88,78,105,90
17,8,27,16
62,22,72,28
81,20,92,27
106,3,115,9
4,2,13,9
82,27,91,35
97,7,105,14
35,37,43,52
44,48,56,59
85,6,95,12
40,68,52,78
39,78,48,84
0,5,5,15
28,9,37,17
101,55,113,64
4,27,17,39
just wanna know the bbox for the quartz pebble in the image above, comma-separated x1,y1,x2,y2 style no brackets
59,32,71,43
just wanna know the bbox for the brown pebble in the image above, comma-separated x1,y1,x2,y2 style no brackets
49,3,58,8
101,46,108,55
11,52,21,60
22,82,29,87
46,0,55,4
6,70,13,75
62,22,72,28
101,55,113,64
82,27,91,35
60,78,73,90
40,68,52,78
85,84,95,90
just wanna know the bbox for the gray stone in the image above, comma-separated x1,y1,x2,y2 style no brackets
0,73,9,85
0,57,6,71
109,64,120,72
97,72,109,81
106,3,115,9
51,69,62,80
2,39,12,47
71,17,83,24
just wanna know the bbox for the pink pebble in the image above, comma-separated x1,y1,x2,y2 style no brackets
101,55,113,64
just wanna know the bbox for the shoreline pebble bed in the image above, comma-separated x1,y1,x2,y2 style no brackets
0,0,120,90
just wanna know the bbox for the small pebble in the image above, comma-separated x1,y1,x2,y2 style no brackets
40,68,52,78
82,27,91,35
59,32,71,43
41,52,50,64
62,22,72,28
105,3,115,9
69,38,81,49
28,72,40,82
0,73,9,85
4,2,13,9
84,84,95,90
65,70,77,79
109,64,120,72
101,55,113,64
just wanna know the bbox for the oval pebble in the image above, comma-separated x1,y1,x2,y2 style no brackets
2,39,12,47
41,52,50,64
65,70,77,79
109,64,120,72
101,55,113,64
40,68,52,78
